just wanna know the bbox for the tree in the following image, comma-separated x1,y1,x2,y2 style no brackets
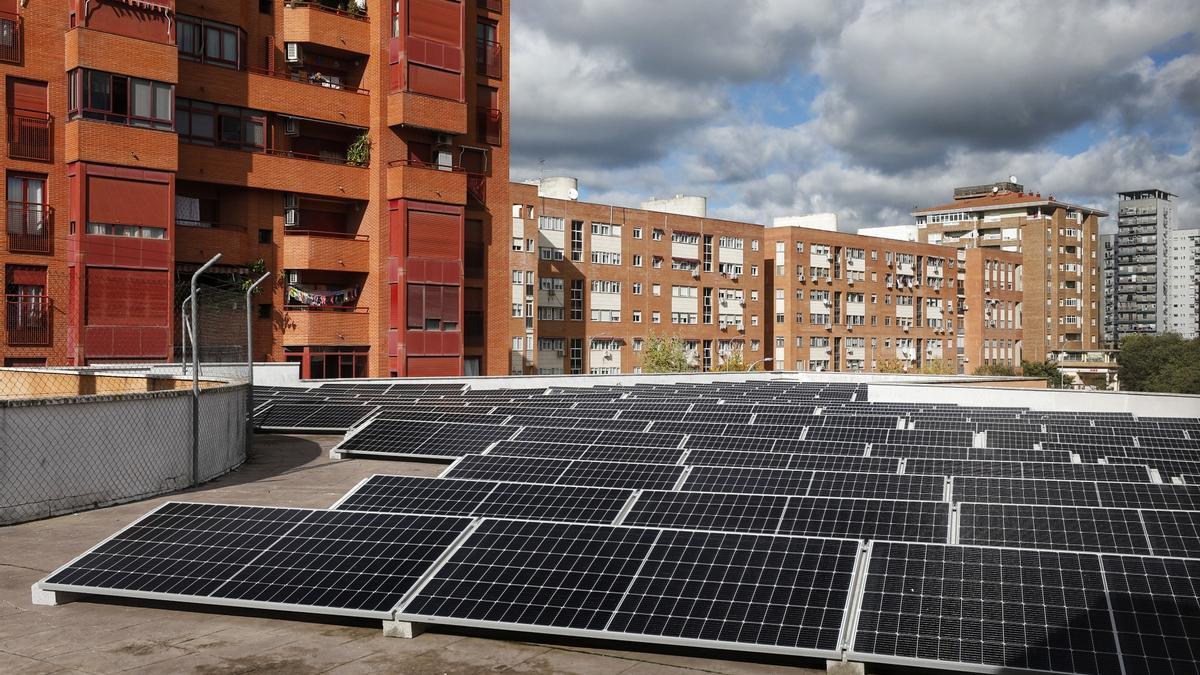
1021,360,1064,388
973,363,1016,377
918,359,957,375
877,358,908,374
713,348,747,372
1119,334,1200,394
641,335,694,373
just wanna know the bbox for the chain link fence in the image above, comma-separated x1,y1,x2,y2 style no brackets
0,266,260,525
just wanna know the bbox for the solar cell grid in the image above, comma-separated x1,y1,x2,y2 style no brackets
515,427,602,445
444,454,571,484
906,459,1154,482
483,441,586,460
1095,482,1200,511
1105,457,1200,482
596,430,684,448
870,445,1073,463
785,454,899,474
807,471,947,501
257,404,377,431
804,427,894,444
622,491,789,533
726,424,807,440
333,475,496,515
581,445,686,464
472,482,633,524
956,503,1153,555
682,466,814,496
557,460,685,491
777,496,949,543
604,530,858,653
399,520,661,631
1101,554,1200,675
684,449,793,469
950,477,1103,507
772,439,870,455
851,542,1122,674
684,435,776,452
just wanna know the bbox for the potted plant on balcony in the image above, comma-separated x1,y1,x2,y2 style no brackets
346,133,370,167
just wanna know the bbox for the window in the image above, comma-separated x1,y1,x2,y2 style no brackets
258,303,271,318
750,265,759,276
632,227,642,239
652,256,663,269
284,346,367,379
671,231,699,244
6,174,47,245
511,237,523,251
86,223,167,239
651,284,661,296
570,280,583,321
176,99,265,150
591,250,621,265
718,236,743,249
538,216,564,231
651,228,664,241
651,311,661,323
259,0,272,13
68,70,174,130
751,240,759,251
590,280,621,293
177,15,243,68
537,307,564,320
632,283,643,295
671,312,698,324
539,247,563,261
511,303,522,317
591,309,620,322
633,254,643,267
671,285,698,298
258,228,272,244
570,220,583,261
632,310,642,323
750,340,760,351
591,222,621,236
633,338,644,351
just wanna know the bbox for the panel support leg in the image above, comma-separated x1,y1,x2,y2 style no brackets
330,447,346,460
382,619,424,638
31,585,79,606
826,660,865,675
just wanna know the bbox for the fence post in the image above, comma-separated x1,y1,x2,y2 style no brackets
189,254,222,486
244,272,271,461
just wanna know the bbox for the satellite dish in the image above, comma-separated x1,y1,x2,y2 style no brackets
1009,175,1018,184
992,186,999,194
567,188,580,200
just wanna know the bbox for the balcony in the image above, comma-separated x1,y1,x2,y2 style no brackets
281,306,371,346
5,202,51,254
283,230,370,273
282,1,370,55
5,295,51,346
178,143,369,200
8,110,51,162
468,174,487,205
476,107,501,145
65,119,177,171
0,11,21,64
386,160,467,204
65,27,177,83
476,39,501,79
176,61,369,128
388,90,468,134
481,0,502,11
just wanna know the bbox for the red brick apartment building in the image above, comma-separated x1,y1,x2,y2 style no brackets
507,181,767,374
763,226,962,373
914,181,1105,362
0,0,509,377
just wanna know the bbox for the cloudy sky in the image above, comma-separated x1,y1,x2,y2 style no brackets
510,0,1200,232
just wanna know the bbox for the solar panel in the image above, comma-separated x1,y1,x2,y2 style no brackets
807,471,947,501
557,460,685,491
871,445,1074,463
336,420,518,459
596,430,685,448
649,421,728,435
484,440,587,460
581,445,686,464
257,404,378,431
906,459,1154,482
472,482,632,524
1095,482,1200,511
684,435,777,452
514,427,602,445
333,475,496,515
399,520,661,631
956,503,1154,555
684,449,793,469
622,490,789,533
786,454,899,474
850,542,1123,674
603,530,858,653
1101,554,1200,675
681,466,815,496
1105,457,1200,482
777,496,949,543
40,502,472,618
1139,509,1200,558
444,454,571,484
950,477,1103,507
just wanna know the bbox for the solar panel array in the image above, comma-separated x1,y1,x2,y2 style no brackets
41,379,1200,673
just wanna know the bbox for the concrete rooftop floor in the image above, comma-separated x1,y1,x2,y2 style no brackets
0,434,827,675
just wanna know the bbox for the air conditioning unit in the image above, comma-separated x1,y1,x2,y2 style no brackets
848,278,854,286
284,118,300,136
720,324,728,331
903,325,910,332
731,274,740,281
824,323,832,330
736,323,745,331
797,273,805,281
284,42,303,65
434,133,454,147
823,299,831,305
692,270,700,279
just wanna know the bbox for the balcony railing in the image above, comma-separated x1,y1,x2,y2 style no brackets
476,39,502,78
244,65,370,95
5,294,51,346
284,1,368,20
8,109,51,162
477,106,501,145
6,202,51,253
0,11,21,64
468,174,486,204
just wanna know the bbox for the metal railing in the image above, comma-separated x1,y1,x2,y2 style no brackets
477,106,501,145
244,65,370,95
282,228,369,241
284,1,368,20
0,11,21,64
468,174,487,204
476,39,501,78
6,202,51,253
8,109,51,162
5,294,51,346
387,158,465,172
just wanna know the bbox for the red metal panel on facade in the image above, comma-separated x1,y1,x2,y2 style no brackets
442,285,459,318
81,3,173,44
387,328,399,357
8,265,46,285
409,0,460,44
407,208,461,259
85,267,168,325
9,79,47,113
88,175,170,227
407,63,461,100
406,283,422,329
406,355,459,377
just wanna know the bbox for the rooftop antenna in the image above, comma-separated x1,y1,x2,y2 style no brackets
538,157,545,183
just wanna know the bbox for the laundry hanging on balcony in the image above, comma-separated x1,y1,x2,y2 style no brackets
286,285,359,308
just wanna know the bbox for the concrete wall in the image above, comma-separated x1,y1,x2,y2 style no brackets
0,384,248,525
869,382,1200,418
0,368,203,398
